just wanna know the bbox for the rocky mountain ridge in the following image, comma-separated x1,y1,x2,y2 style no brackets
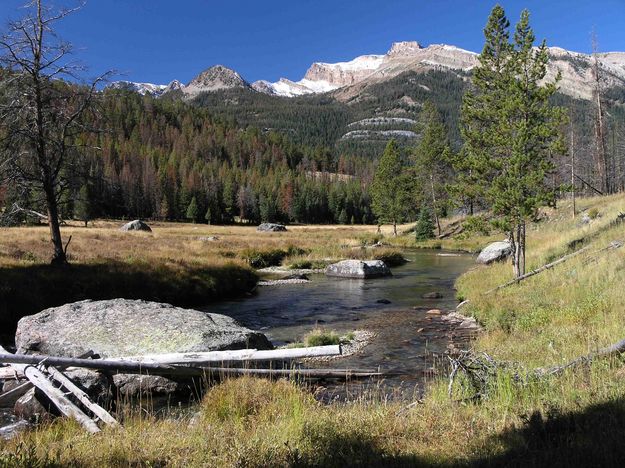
108,40,625,102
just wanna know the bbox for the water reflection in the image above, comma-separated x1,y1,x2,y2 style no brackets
205,250,476,397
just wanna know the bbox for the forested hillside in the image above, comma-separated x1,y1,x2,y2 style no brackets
1,91,376,225
192,69,468,158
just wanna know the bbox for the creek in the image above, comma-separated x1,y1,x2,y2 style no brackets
206,249,476,399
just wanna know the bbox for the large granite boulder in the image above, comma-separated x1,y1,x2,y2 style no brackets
120,219,152,232
15,299,272,358
325,260,391,279
257,223,287,232
476,240,512,265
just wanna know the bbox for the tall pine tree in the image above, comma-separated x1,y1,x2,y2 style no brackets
371,140,411,236
413,101,453,236
462,6,566,277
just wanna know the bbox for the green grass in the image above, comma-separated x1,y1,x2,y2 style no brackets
303,328,341,347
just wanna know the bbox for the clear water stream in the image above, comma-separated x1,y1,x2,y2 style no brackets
205,249,476,400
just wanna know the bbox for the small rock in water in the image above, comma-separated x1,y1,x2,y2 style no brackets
14,389,52,423
283,273,309,280
376,299,392,304
325,259,392,279
422,292,443,299
113,374,179,397
426,309,442,315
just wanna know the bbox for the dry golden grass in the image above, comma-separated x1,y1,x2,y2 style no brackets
0,221,388,268
4,196,625,466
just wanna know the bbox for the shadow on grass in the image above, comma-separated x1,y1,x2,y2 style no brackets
294,398,625,467
467,397,625,468
0,261,257,343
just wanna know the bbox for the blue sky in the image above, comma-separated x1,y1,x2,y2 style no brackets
0,1,623,85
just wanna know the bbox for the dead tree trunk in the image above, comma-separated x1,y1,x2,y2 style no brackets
592,33,609,194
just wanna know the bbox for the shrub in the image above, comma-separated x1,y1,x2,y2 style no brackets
288,259,329,270
373,249,407,267
240,248,286,268
358,233,383,247
588,207,599,219
415,208,435,241
463,215,492,235
303,328,340,347
241,245,309,268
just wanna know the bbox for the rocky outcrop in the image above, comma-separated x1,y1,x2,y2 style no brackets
198,236,219,241
15,299,272,358
120,219,152,232
63,368,113,406
113,374,180,398
325,260,391,279
476,241,512,265
14,389,52,423
183,65,250,97
257,223,287,232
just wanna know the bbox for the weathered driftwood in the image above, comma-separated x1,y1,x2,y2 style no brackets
0,381,32,407
0,366,23,380
203,367,383,379
485,245,592,294
0,346,100,433
486,240,623,294
120,345,342,365
0,352,200,376
46,366,118,427
0,350,94,380
0,345,343,377
537,336,625,377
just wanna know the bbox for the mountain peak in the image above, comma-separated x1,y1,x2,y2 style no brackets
387,41,424,57
184,65,249,96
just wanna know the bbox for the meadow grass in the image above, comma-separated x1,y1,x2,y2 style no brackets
0,221,392,336
3,195,625,466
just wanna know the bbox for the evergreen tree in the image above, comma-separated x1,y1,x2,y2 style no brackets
462,7,566,277
159,196,170,221
186,196,199,223
338,208,348,225
204,206,212,225
413,101,453,236
370,140,411,235
74,184,92,227
415,207,435,241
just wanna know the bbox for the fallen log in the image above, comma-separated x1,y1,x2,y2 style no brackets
0,352,199,377
537,336,625,377
0,366,24,380
119,345,342,365
0,346,100,433
46,366,119,427
485,245,592,294
0,345,343,377
202,367,384,379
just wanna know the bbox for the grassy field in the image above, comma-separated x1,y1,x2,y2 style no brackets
0,221,400,337
3,195,625,466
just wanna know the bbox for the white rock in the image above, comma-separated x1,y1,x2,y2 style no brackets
476,241,512,265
